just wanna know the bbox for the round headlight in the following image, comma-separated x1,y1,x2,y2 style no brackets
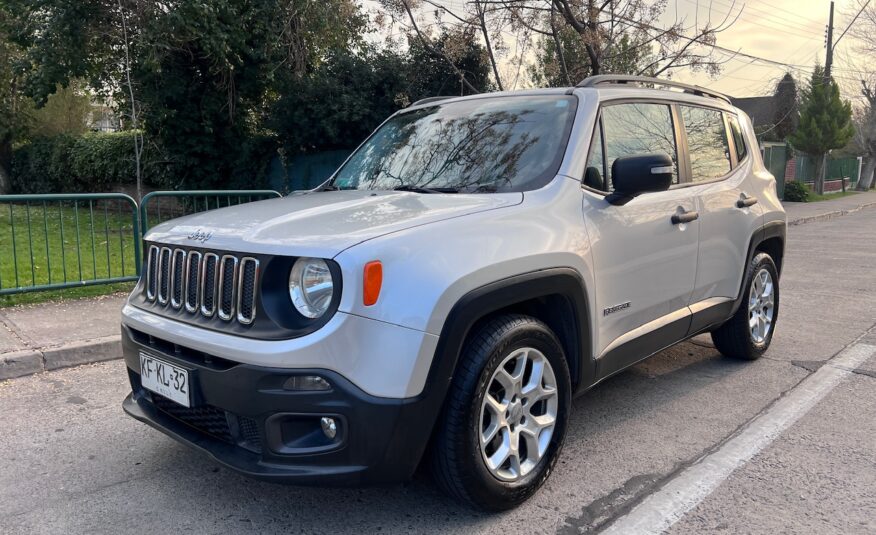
289,258,334,319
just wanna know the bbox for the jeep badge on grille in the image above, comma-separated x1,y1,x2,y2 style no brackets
187,229,213,243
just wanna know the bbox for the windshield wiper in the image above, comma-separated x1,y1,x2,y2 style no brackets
316,184,356,192
393,185,459,194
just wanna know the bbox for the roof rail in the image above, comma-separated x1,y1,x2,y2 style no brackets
409,96,455,107
577,75,730,103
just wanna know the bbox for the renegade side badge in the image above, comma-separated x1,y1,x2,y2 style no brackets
603,302,631,316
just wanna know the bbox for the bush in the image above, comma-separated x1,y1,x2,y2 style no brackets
11,131,167,194
783,180,809,202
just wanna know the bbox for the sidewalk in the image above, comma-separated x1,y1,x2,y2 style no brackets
783,190,876,225
2,191,876,381
0,293,125,380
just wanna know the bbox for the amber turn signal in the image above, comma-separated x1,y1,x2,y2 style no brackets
363,261,383,306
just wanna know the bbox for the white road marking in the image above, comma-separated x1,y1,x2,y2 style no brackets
601,343,876,535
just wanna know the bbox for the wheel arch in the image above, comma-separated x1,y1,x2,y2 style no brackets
732,221,786,315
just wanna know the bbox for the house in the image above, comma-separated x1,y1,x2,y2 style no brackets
730,96,776,136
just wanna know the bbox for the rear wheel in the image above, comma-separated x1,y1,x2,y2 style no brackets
712,252,779,360
430,314,571,511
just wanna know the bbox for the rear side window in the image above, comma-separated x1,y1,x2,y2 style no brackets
681,106,731,183
727,114,748,162
599,103,679,188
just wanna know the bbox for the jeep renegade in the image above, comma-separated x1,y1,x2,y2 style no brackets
122,75,786,510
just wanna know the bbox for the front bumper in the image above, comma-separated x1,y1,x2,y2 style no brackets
121,325,437,485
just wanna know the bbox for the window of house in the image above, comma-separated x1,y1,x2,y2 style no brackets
681,106,732,182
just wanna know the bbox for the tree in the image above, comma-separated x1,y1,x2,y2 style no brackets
271,47,411,156
769,73,798,142
2,0,366,190
28,82,92,138
855,83,876,190
788,66,855,195
380,0,737,90
406,30,494,98
0,7,29,193
843,0,876,191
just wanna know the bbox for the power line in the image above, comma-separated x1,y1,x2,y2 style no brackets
689,0,823,35
832,0,872,50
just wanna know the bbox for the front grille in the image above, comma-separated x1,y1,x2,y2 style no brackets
152,394,233,443
150,393,262,454
145,245,258,326
238,416,262,453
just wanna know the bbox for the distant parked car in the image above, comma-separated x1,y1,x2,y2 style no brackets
121,75,786,510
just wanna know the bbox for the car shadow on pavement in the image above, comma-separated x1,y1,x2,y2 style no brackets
130,339,763,534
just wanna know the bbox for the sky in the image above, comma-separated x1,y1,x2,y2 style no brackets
666,0,866,98
361,0,870,100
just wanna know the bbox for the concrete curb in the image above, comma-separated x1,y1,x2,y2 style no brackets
787,200,876,226
0,335,121,381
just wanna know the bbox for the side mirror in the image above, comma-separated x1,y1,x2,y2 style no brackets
606,153,674,206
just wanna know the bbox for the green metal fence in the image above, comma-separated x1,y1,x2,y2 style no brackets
139,190,282,235
1,189,283,296
0,193,141,296
794,155,861,186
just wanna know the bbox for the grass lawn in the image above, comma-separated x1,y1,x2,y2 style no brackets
1,199,140,308
804,188,861,202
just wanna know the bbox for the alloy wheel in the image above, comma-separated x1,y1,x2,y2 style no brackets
478,347,559,482
748,268,775,344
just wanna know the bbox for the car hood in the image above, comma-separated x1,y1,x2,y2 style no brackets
145,190,523,258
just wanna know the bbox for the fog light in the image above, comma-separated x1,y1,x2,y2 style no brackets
283,375,331,391
320,417,337,439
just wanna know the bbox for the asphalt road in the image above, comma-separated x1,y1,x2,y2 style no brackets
2,208,875,535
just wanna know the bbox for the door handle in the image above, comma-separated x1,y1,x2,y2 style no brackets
736,196,758,208
671,210,699,225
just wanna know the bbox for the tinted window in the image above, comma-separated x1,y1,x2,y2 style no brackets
681,106,731,182
727,114,748,162
601,103,679,188
331,96,577,193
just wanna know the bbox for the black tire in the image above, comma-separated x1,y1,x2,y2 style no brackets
430,314,571,511
711,252,780,360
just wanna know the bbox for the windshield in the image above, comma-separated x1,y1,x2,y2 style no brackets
330,95,577,193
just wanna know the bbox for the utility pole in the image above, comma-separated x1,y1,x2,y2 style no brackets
824,1,835,83
816,1,835,195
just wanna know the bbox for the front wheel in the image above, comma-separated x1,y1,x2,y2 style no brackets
711,252,780,360
430,314,571,511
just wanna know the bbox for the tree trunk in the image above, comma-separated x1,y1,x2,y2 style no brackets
0,140,11,194
859,156,876,191
815,153,827,195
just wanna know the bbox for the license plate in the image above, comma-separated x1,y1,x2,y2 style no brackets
139,352,191,407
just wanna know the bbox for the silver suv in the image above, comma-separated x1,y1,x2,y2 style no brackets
122,76,786,510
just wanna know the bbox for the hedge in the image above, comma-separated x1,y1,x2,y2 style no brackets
11,131,167,194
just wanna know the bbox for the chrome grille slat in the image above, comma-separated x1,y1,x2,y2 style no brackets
157,247,172,305
170,249,186,309
237,258,259,325
144,244,258,325
184,251,202,313
217,255,239,321
146,246,159,301
200,253,219,317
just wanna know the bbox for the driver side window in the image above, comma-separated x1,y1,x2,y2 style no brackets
585,102,679,192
